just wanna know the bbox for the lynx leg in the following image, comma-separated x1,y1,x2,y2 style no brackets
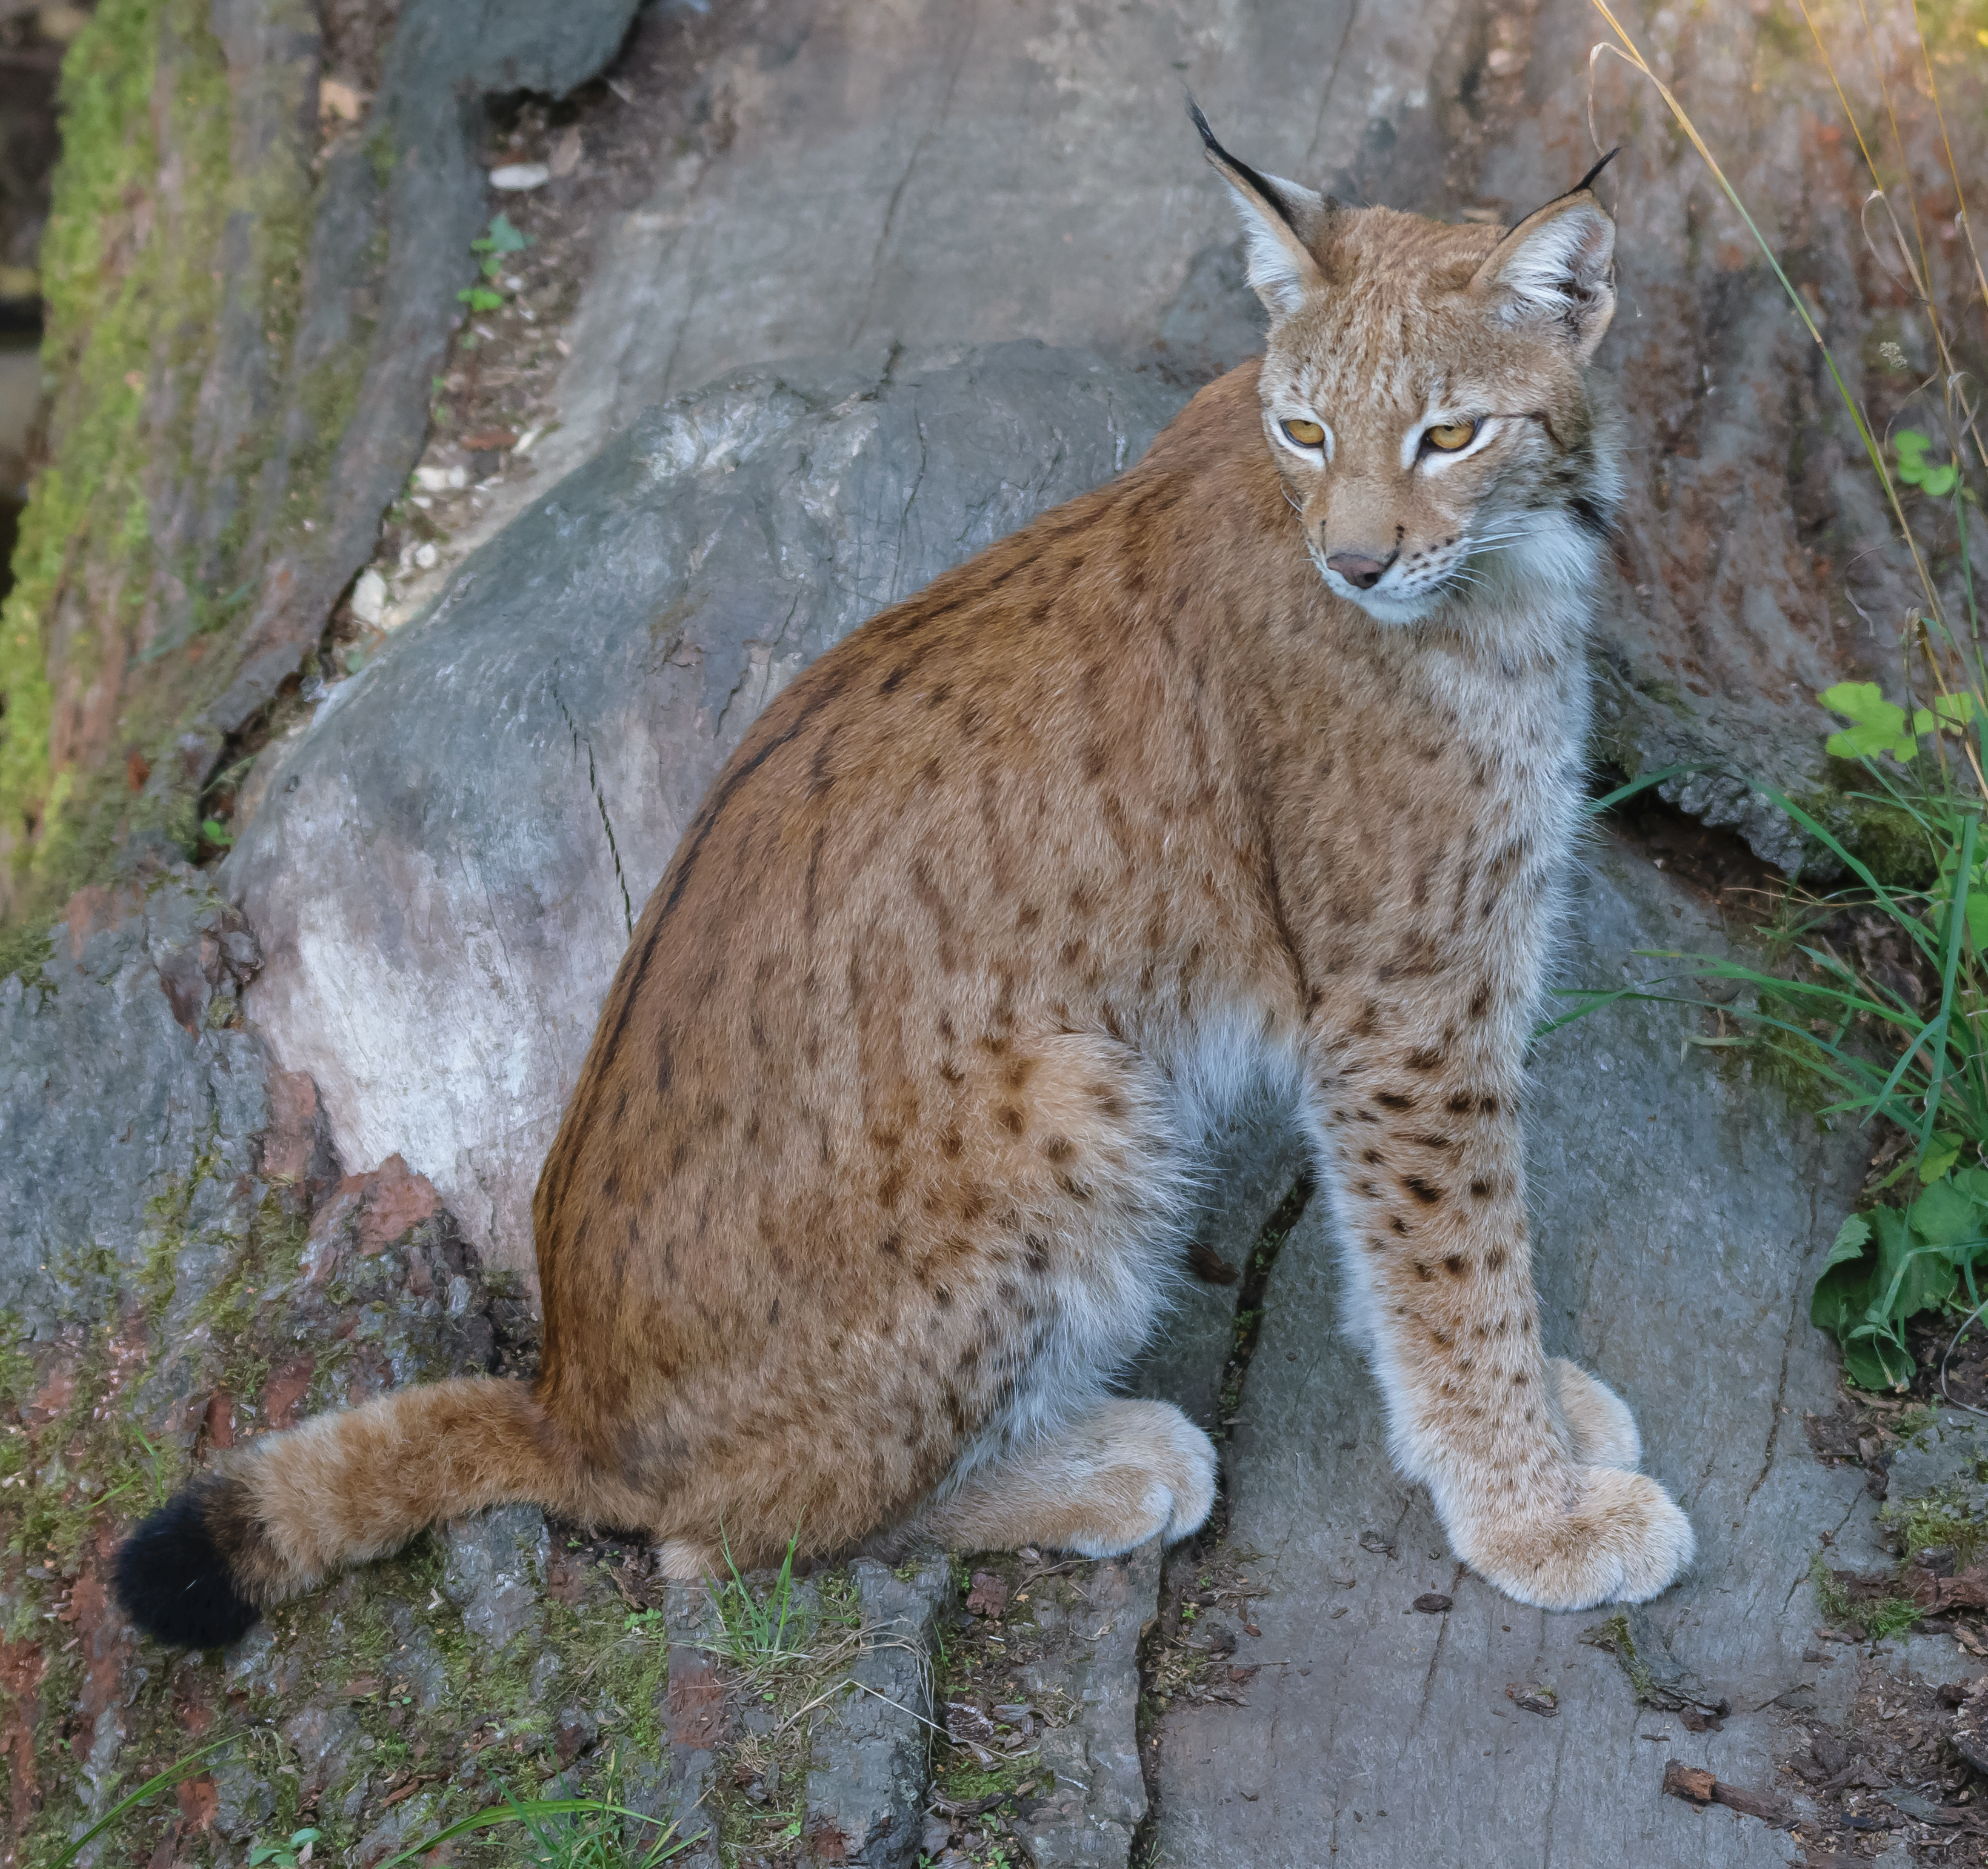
1309,1021,1692,1611
914,1399,1216,1558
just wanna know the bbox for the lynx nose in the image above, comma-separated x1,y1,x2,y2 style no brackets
1325,550,1395,591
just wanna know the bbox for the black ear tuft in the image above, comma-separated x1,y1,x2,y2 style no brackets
1185,96,1304,238
113,1479,261,1650
1568,147,1620,201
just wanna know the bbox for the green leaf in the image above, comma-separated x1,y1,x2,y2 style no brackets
471,212,530,256
1823,1213,1872,1269
201,818,233,848
1920,1134,1966,1185
1935,692,1979,728
1871,1204,1958,1322
1812,1232,1877,1336
1819,681,1920,761
456,285,505,312
1842,1332,1914,1389
1893,427,1960,495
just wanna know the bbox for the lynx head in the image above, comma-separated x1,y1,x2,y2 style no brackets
1193,106,1623,628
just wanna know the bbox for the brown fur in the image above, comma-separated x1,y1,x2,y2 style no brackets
138,125,1694,1628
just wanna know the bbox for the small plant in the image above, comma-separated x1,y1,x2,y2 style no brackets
247,1827,321,1867
458,212,529,314
44,1736,235,1869
376,1782,687,1869
704,1528,814,1676
1573,0,1988,1398
1895,428,1961,501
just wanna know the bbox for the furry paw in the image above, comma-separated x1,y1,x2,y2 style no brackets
1547,1359,1641,1470
653,1538,719,1581
1453,1465,1695,1611
1059,1401,1218,1556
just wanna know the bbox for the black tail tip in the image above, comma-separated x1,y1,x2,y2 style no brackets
113,1479,262,1650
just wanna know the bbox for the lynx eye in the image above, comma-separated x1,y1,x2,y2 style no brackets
1281,418,1326,448
1424,420,1477,453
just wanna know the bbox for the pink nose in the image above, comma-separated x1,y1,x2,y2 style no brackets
1326,551,1393,591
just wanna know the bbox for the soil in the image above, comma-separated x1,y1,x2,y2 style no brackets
1781,1670,1988,1865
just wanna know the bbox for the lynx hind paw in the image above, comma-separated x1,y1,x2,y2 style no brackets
1463,1465,1695,1612
1061,1401,1218,1556
1547,1359,1641,1471
653,1537,719,1582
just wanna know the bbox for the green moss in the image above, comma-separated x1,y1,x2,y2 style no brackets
1883,1487,1988,1568
185,1193,310,1404
1832,783,1941,889
0,1316,31,1413
0,923,53,993
0,0,160,875
0,0,330,945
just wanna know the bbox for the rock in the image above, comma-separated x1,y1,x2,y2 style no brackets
351,568,389,627
554,1705,600,1768
1953,1684,1988,1777
516,0,1988,873
1884,1413,1987,1508
1,0,644,930
803,1557,950,1868
663,1580,728,1865
1151,839,1878,1866
353,1793,441,1869
440,1504,551,1648
1127,1115,1310,1434
0,878,270,1339
228,342,1184,1277
490,162,551,191
1007,1540,1159,1869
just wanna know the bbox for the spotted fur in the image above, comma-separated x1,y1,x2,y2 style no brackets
116,115,1690,1649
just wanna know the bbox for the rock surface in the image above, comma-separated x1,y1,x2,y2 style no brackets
0,0,644,933
0,878,270,1339
227,342,1183,1277
1007,1541,1159,1869
804,1558,950,1869
435,0,1988,871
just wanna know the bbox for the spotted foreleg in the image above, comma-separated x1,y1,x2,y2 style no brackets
1309,1031,1691,1610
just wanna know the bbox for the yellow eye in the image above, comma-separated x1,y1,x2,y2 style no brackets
1281,418,1326,448
1425,420,1477,452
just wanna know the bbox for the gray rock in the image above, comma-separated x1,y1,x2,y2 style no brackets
212,0,647,730
353,1792,442,1869
1884,1413,1987,1510
1130,1116,1310,1433
440,1502,551,1648
662,1579,729,1865
228,343,1185,1278
1009,1540,1161,1869
804,1556,950,1868
0,878,270,1338
1149,839,1878,1866
500,0,1988,873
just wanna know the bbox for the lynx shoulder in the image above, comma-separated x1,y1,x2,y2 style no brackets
115,116,1688,1654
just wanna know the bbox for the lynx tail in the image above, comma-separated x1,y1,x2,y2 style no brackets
113,1378,572,1648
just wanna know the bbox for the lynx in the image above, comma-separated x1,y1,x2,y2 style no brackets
118,110,1692,1651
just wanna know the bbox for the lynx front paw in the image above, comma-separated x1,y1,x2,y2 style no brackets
1547,1359,1641,1470
1455,1465,1695,1611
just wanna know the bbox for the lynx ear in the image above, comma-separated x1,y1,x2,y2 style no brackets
1472,168,1617,361
1189,102,1330,321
